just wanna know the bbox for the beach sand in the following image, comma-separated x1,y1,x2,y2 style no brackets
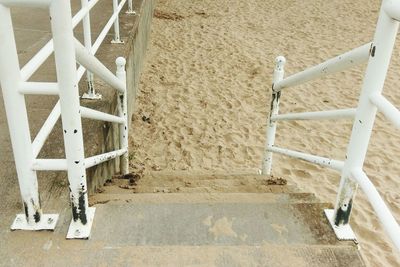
130,0,400,266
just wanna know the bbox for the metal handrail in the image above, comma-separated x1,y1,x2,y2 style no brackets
351,168,400,249
20,0,100,81
273,42,371,92
267,146,344,171
0,0,133,239
262,0,400,252
271,108,356,122
75,39,125,93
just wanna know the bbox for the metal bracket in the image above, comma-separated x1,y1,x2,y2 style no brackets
81,80,102,100
111,39,124,44
324,209,357,241
66,207,96,239
11,214,59,231
81,92,102,100
126,10,136,15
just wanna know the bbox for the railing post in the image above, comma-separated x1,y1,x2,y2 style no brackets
116,57,129,174
80,0,101,100
111,0,123,44
262,56,286,175
49,0,95,239
126,0,135,15
0,4,58,231
326,0,400,239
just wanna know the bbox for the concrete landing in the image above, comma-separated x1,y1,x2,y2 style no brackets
1,193,364,267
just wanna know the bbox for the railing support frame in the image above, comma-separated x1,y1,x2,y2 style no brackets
49,0,95,239
0,4,58,231
328,0,400,239
111,0,123,44
262,56,286,175
116,57,129,174
126,0,135,14
80,0,101,100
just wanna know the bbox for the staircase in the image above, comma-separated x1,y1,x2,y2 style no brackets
83,172,365,266
1,172,365,266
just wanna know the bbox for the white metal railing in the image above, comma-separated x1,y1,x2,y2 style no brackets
0,0,134,239
262,0,400,252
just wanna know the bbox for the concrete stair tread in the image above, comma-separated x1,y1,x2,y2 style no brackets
3,191,364,266
48,199,363,266
10,244,364,267
90,192,319,205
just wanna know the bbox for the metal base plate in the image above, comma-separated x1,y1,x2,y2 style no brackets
126,10,136,15
81,92,102,100
324,209,357,241
11,214,59,231
66,207,96,239
111,39,124,44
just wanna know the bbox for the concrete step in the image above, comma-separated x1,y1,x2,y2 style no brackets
90,192,319,206
82,199,362,266
1,193,364,266
143,244,364,267
4,242,365,267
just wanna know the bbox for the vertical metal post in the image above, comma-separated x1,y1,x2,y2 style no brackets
111,0,123,43
116,57,129,174
80,0,101,100
126,0,135,14
49,0,95,239
261,56,286,175
326,0,400,239
0,4,58,231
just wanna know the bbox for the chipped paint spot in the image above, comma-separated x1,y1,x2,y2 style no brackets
71,187,88,225
34,210,41,223
23,202,29,219
335,199,353,226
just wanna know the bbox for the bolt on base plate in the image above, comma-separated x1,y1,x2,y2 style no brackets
81,92,102,100
324,209,357,241
111,39,124,44
66,207,96,239
11,214,59,231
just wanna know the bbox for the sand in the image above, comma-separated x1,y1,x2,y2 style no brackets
130,0,400,266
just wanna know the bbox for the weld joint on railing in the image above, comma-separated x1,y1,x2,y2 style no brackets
369,92,400,129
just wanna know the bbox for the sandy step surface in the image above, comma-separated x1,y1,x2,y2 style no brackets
98,171,299,194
